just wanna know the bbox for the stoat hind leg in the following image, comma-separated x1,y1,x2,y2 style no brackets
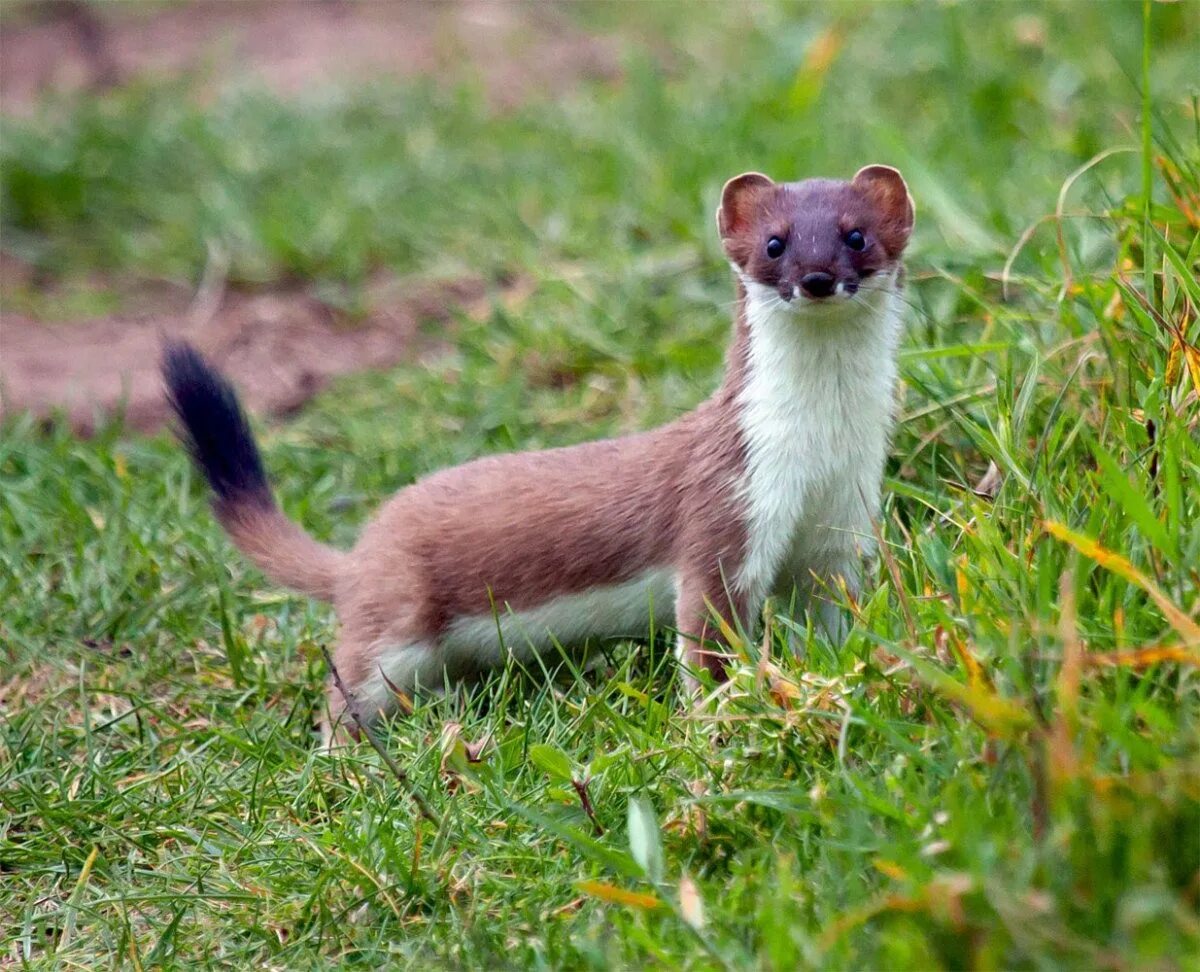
673,569,750,694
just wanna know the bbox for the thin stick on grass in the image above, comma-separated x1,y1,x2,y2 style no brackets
320,644,439,826
571,777,604,836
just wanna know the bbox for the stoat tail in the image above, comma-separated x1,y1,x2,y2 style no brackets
162,341,344,602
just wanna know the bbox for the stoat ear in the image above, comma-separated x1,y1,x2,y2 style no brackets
716,172,774,239
852,165,915,250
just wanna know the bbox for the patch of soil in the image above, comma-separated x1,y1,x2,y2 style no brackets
0,275,500,434
0,0,618,432
1,0,621,113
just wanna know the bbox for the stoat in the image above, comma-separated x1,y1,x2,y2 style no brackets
163,164,913,734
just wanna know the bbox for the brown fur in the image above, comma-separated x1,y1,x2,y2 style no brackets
216,496,344,602
718,164,914,295
180,164,911,731
217,310,757,720
329,317,754,697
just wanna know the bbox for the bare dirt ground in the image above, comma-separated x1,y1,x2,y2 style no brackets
0,0,619,433
3,275,500,434
1,0,620,113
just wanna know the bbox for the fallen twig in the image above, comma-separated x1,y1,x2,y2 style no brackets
320,645,440,825
571,777,603,836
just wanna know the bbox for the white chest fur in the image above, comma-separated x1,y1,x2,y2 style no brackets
733,278,903,605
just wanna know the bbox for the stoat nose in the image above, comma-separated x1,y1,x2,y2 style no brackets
800,272,836,299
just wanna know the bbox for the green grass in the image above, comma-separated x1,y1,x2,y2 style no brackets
3,1,1200,967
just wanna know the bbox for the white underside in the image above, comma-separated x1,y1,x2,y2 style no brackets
357,569,676,708
442,567,676,664
734,275,903,611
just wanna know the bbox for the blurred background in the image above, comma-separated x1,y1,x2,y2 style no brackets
3,5,1200,968
2,0,1195,439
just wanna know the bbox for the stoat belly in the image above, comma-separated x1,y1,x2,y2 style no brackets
440,567,677,668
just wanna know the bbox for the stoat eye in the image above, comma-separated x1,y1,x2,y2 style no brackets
844,229,866,251
765,236,785,259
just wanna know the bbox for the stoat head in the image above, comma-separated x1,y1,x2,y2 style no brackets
717,165,914,307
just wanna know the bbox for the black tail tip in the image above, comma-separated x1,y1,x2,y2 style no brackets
162,340,271,507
